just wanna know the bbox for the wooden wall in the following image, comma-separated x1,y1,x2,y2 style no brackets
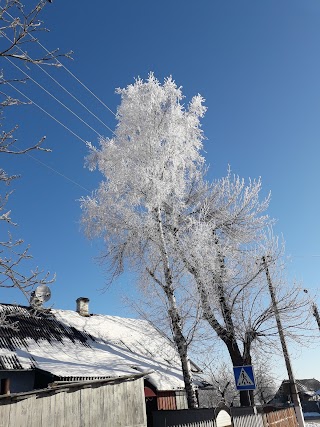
157,391,177,410
156,390,188,410
175,390,188,410
0,377,147,427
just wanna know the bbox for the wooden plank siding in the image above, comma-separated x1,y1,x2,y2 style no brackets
157,391,177,410
175,390,188,410
0,377,147,427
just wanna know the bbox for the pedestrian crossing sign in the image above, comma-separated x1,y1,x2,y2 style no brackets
233,365,256,390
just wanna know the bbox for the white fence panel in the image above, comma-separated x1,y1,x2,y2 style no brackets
232,413,265,427
174,420,216,427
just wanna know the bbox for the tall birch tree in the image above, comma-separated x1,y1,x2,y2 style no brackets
81,74,207,408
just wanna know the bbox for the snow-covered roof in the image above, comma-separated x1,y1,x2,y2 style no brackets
295,379,320,396
0,304,202,391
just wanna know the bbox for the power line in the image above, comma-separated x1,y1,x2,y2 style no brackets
0,13,102,195
6,81,88,144
3,9,117,117
0,30,115,135
0,34,100,193
0,10,116,192
26,152,90,193
36,64,115,135
45,50,117,117
5,56,103,138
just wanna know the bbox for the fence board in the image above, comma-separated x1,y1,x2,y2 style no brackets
0,402,10,427
39,393,53,427
232,407,298,427
266,408,298,427
0,377,147,427
232,413,265,427
53,391,66,427
173,420,215,427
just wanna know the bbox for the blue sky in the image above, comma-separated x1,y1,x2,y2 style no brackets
2,1,320,380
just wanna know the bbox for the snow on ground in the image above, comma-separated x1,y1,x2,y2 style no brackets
305,417,320,427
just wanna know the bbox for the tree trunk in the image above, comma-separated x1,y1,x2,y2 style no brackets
225,339,252,407
188,264,252,406
156,207,198,408
164,285,198,408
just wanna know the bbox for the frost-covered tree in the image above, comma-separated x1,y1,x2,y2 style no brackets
198,362,239,407
174,172,311,406
81,74,207,408
0,0,69,320
81,74,311,408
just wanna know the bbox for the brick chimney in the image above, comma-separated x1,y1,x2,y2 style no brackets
76,297,90,317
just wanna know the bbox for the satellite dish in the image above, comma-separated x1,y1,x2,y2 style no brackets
35,285,51,303
30,285,51,307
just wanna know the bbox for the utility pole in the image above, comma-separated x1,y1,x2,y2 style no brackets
312,303,320,331
262,256,305,427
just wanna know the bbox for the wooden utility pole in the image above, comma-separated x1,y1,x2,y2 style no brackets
262,256,305,427
312,303,320,331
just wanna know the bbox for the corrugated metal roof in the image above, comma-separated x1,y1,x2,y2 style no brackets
0,354,24,370
0,304,92,350
0,303,205,391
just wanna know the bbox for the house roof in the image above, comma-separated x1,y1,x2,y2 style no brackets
273,378,320,401
295,379,320,396
0,303,202,391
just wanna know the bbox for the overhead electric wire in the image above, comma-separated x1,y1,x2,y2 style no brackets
26,152,90,193
0,12,112,196
39,43,117,117
6,81,88,144
0,18,108,192
5,56,103,138
0,30,115,135
3,9,116,117
36,64,115,135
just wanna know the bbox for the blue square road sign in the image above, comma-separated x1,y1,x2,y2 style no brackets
233,365,256,391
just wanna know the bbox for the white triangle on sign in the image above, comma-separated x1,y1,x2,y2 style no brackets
237,368,254,387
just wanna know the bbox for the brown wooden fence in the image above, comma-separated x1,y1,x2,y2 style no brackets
266,408,298,427
232,407,298,427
